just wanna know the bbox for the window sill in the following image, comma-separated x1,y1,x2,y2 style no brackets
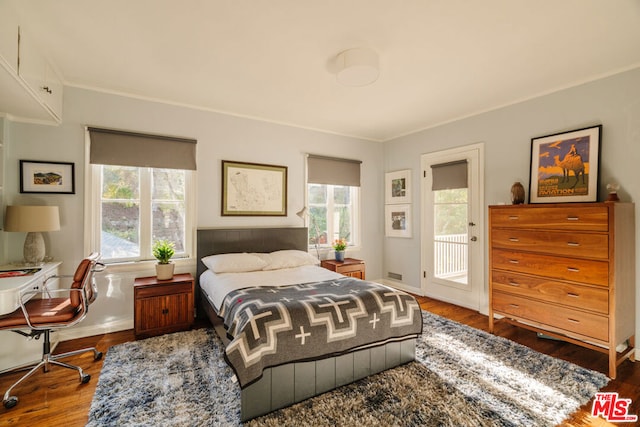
101,257,196,275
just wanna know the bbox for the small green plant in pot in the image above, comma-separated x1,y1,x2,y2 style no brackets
332,238,347,262
153,239,175,280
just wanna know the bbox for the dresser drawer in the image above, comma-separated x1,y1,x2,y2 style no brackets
490,206,609,231
135,281,193,299
491,271,609,314
492,249,609,286
491,229,609,259
493,292,608,342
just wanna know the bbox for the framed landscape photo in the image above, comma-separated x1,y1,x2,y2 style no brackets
222,160,287,216
529,125,602,203
385,169,411,204
385,204,411,238
20,160,75,194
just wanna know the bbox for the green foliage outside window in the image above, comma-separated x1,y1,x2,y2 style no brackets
434,188,468,236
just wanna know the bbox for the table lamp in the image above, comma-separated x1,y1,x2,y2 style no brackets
4,205,60,264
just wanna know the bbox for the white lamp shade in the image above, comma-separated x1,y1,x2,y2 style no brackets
336,47,379,87
296,207,308,219
4,205,60,232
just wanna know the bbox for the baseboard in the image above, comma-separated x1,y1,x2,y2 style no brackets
375,278,424,296
422,290,479,311
57,319,133,342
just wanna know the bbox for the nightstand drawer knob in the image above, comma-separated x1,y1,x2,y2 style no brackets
162,308,169,315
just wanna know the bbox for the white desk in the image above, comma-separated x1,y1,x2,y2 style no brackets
0,262,62,315
0,262,61,373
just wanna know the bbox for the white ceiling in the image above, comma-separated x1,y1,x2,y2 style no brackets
10,0,640,142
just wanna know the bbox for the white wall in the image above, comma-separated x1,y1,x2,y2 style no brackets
3,67,639,344
2,86,384,339
383,67,640,319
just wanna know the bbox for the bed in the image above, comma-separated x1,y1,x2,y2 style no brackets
196,227,423,421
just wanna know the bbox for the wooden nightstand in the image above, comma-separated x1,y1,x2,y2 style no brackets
134,273,195,338
321,258,365,280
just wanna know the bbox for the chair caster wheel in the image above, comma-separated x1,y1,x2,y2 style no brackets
81,374,91,384
95,352,103,361
4,396,18,409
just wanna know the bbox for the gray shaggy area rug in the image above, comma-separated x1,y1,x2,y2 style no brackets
86,311,608,426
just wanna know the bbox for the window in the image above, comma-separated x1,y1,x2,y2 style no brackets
98,165,190,261
308,183,359,246
306,155,361,248
86,127,196,263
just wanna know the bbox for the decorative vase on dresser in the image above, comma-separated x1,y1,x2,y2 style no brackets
488,202,635,379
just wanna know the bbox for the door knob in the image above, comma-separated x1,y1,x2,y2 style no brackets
470,236,478,242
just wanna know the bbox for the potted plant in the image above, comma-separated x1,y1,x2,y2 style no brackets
153,239,175,280
332,238,347,262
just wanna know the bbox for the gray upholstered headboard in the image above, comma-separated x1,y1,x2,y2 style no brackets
195,227,308,319
196,227,308,282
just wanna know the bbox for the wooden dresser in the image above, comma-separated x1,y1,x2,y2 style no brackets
488,202,635,378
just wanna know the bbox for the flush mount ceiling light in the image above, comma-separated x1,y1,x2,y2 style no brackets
335,47,379,87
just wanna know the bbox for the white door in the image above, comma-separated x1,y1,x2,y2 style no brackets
421,143,484,310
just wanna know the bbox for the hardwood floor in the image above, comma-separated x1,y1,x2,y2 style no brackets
1,297,638,426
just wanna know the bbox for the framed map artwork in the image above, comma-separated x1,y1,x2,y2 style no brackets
222,160,288,216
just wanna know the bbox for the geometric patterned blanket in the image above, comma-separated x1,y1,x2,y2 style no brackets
219,277,423,388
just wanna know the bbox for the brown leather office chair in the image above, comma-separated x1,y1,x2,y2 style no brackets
0,253,105,409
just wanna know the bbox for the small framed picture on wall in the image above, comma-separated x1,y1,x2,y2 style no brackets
385,169,411,204
385,204,411,238
20,160,75,194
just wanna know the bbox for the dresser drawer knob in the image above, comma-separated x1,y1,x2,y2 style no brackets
567,318,581,324
567,292,580,298
508,216,519,220
509,237,520,242
567,267,580,272
508,259,519,264
567,242,580,247
566,216,580,221
509,304,519,308
507,281,520,287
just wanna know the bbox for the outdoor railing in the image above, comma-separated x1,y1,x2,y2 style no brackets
434,233,467,278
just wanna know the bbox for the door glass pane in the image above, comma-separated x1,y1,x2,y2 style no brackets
101,166,140,259
433,188,468,285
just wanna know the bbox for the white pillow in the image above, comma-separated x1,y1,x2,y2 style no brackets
201,253,268,273
261,249,320,271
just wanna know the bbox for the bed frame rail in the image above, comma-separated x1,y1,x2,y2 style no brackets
241,338,416,421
